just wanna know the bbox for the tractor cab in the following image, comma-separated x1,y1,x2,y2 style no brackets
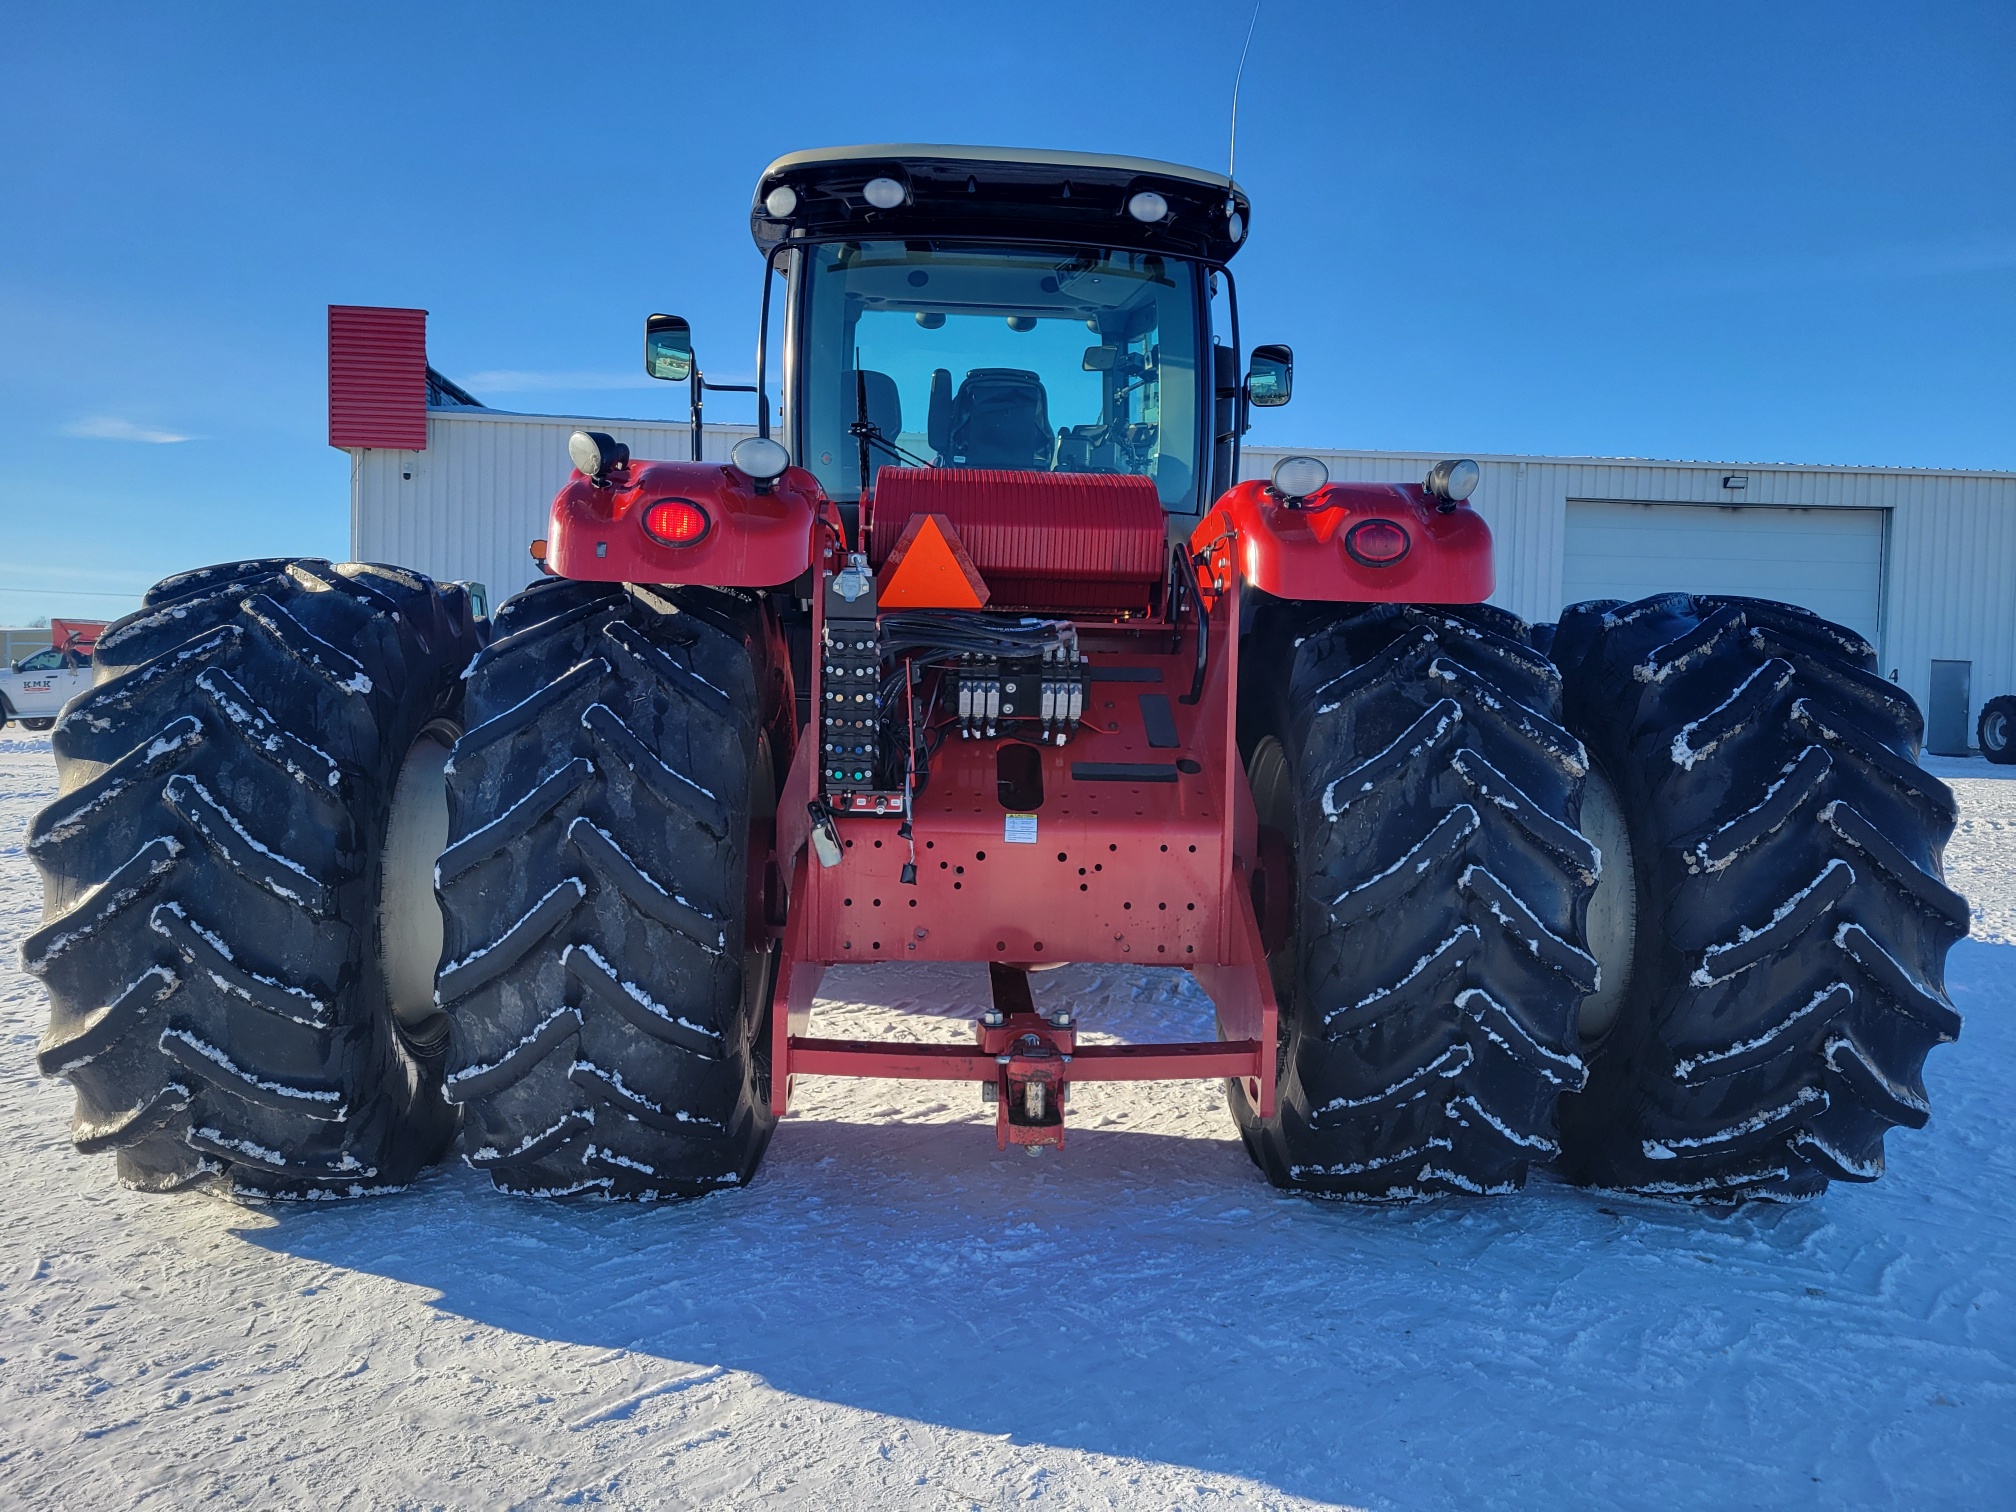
652,146,1275,548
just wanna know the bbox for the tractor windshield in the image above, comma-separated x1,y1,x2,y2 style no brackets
794,241,1205,511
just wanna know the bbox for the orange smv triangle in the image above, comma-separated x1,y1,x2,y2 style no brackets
877,512,991,610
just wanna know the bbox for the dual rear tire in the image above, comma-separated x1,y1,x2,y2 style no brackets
26,566,784,1203
1235,593,1963,1203
434,578,781,1199
25,560,476,1197
26,562,1964,1208
1552,595,1965,1198
1231,601,1598,1199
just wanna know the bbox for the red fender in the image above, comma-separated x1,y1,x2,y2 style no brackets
548,461,829,586
1189,479,1493,604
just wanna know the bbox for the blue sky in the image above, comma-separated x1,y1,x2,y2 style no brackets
1,1,2010,627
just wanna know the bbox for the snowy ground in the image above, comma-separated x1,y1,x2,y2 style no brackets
1,731,2010,1510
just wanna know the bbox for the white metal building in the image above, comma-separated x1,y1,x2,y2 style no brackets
349,406,2016,755
349,407,756,615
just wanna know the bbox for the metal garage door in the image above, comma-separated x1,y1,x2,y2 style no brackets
1561,501,1886,643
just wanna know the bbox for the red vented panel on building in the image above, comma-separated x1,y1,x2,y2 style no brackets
329,305,428,450
868,470,1166,586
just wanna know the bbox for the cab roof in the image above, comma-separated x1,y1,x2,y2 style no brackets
751,143,1251,265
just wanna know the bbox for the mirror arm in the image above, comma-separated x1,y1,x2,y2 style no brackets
753,244,784,441
687,375,761,461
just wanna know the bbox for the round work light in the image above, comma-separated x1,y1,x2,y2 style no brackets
1425,458,1480,505
862,176,906,209
568,429,627,480
1126,191,1169,223
1270,455,1329,501
731,435,790,482
763,185,798,218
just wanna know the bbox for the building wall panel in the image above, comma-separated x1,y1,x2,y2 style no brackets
1562,501,1885,642
353,423,2015,747
351,412,754,608
1243,447,2016,732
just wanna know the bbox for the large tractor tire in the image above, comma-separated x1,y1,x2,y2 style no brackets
1230,601,1600,1199
23,559,478,1198
1552,594,1966,1200
1977,694,2016,765
437,578,781,1199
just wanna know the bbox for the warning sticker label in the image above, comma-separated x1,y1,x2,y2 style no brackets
1003,813,1038,844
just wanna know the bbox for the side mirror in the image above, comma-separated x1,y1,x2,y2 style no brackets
1246,344,1293,407
645,313,694,382
1082,345,1120,372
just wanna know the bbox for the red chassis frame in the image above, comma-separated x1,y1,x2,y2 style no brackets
547,458,1494,1151
768,523,1277,1150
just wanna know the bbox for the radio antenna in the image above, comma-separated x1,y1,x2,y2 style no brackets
1227,1,1262,183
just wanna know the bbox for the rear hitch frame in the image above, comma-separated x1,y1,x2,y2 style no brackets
979,964,1072,1153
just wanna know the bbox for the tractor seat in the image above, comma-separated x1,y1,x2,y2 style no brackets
841,368,903,467
933,367,1053,470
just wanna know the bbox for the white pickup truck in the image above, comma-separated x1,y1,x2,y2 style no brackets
1,640,95,731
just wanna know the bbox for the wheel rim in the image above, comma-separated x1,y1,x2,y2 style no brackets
380,717,461,1028
1241,732,1304,1111
1987,712,2007,753
745,730,781,1112
1578,759,1639,1043
1245,736,1297,980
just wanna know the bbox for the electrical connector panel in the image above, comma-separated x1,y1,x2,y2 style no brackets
820,555,882,793
944,655,1088,744
820,582,1094,807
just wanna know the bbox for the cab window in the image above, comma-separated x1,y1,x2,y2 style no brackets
16,649,63,672
797,241,1204,512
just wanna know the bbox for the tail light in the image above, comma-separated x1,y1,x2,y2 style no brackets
643,498,710,546
1345,519,1410,567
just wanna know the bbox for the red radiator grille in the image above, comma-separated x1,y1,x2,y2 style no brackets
868,470,1167,585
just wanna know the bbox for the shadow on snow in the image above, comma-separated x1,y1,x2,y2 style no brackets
231,942,2016,1508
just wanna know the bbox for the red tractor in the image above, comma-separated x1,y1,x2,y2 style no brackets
26,145,1963,1205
